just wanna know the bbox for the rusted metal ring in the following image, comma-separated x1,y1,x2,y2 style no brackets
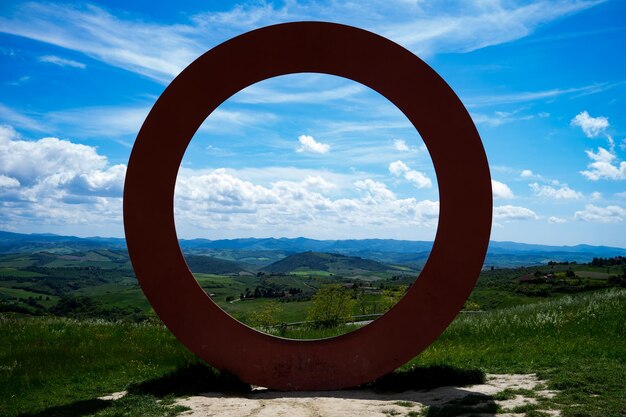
124,21,492,390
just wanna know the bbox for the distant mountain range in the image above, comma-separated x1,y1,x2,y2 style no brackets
1,231,624,267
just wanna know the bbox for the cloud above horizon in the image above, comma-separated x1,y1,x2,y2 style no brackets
0,124,442,238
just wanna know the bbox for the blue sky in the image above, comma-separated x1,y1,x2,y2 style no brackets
0,0,624,246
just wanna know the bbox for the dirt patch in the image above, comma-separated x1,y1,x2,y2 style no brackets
174,373,559,417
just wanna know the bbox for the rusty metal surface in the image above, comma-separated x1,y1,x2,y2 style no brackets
123,22,492,390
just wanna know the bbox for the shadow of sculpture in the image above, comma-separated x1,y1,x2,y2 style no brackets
17,399,111,417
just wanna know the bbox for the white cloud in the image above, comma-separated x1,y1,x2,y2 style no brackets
296,135,330,154
493,205,538,221
575,204,625,223
492,180,514,199
571,111,609,138
529,182,582,199
389,160,432,188
0,175,20,188
520,169,534,178
4,127,432,235
580,147,626,180
354,179,396,201
174,169,440,235
548,216,567,224
591,191,602,200
39,55,86,69
393,139,410,151
0,125,125,228
616,191,626,198
0,127,107,185
585,147,615,163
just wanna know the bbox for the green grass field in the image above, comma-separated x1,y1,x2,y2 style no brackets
1,288,623,417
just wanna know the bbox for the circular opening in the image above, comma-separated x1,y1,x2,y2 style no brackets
174,73,439,339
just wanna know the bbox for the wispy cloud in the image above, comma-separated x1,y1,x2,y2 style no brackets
471,110,540,126
466,84,609,107
0,1,605,83
0,103,47,132
0,3,204,83
234,84,364,104
381,0,605,55
0,102,278,139
39,55,86,69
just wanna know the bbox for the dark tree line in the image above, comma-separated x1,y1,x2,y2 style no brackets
239,286,304,300
590,256,626,267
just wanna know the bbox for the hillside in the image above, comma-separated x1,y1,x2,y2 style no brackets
184,255,253,275
260,251,410,275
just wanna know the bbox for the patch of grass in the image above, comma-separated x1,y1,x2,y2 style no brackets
424,394,498,417
15,394,192,417
92,394,190,417
271,323,362,339
0,268,46,278
14,399,112,417
2,288,624,417
0,316,199,417
394,401,415,408
406,289,626,417
510,403,541,413
493,388,536,400
382,409,401,416
525,410,550,417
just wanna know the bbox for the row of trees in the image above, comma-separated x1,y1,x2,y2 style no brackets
0,294,149,322
248,283,408,331
590,256,625,267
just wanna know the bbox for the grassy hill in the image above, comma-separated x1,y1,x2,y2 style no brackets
260,251,412,275
1,289,624,416
183,254,253,275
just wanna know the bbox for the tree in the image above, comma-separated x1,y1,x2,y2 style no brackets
249,301,283,331
355,287,369,315
307,284,355,328
380,285,407,313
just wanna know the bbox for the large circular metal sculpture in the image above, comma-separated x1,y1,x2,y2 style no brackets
124,22,492,390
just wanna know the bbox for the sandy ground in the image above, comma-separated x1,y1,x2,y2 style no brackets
170,373,559,417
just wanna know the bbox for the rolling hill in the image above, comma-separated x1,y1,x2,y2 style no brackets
260,251,414,275
184,255,253,275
